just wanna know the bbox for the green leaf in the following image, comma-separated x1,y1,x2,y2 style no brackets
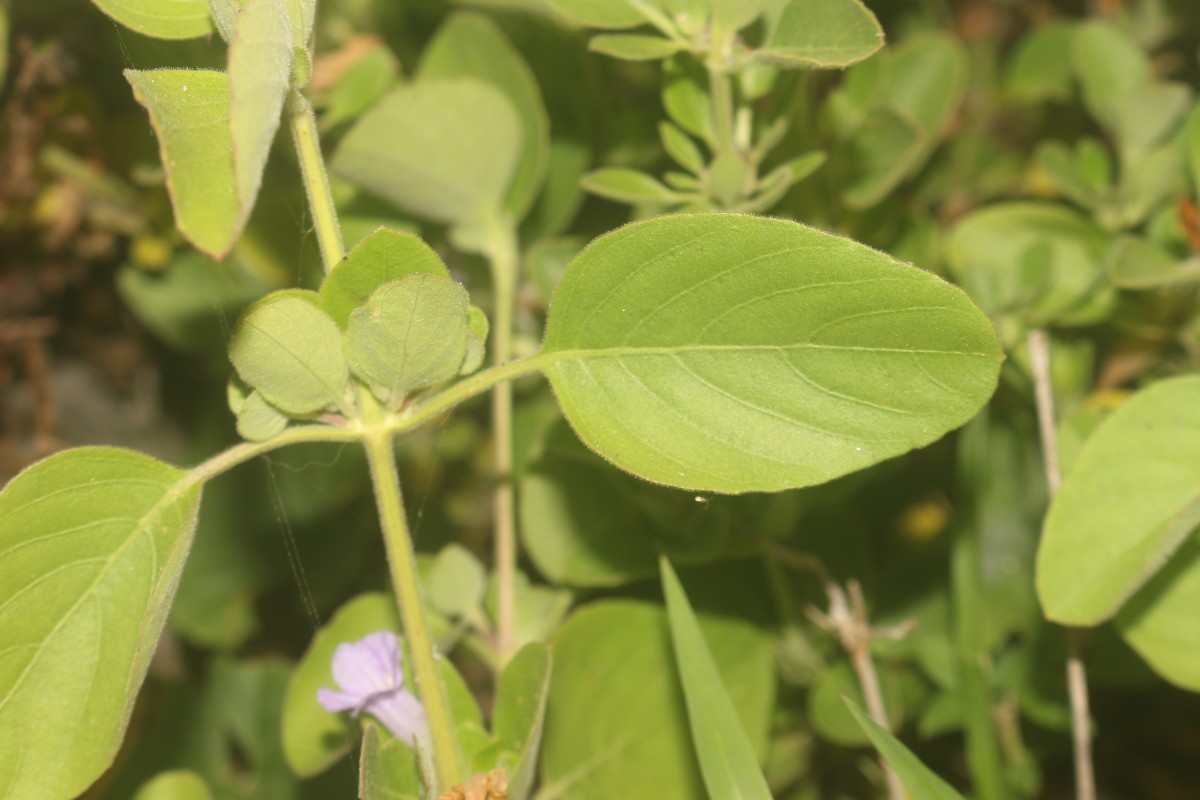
1072,21,1151,130
0,447,202,800
125,0,291,257
282,593,402,776
227,0,293,223
589,34,686,61
580,168,681,205
319,45,398,130
236,390,289,440
91,0,211,39
757,0,884,69
1116,533,1200,692
426,544,486,619
1004,21,1076,103
333,78,521,226
945,202,1115,326
116,252,272,352
1112,82,1192,156
520,420,727,586
541,601,774,800
1109,235,1200,289
841,108,927,210
208,0,238,42
318,227,449,329
461,305,490,376
662,56,715,145
125,70,240,257
493,643,552,800
132,771,214,800
538,213,1003,493
887,34,968,137
345,275,471,408
711,0,769,31
418,12,549,221
660,121,706,174
844,699,967,800
359,722,424,800
542,0,653,29
228,290,349,416
661,559,772,800
809,661,906,746
1037,375,1200,625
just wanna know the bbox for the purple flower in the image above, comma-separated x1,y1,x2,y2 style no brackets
317,631,428,747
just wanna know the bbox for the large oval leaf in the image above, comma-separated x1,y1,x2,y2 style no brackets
1037,375,1200,625
0,448,202,800
539,213,1003,493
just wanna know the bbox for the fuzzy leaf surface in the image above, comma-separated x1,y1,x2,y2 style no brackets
0,448,202,800
540,213,1003,493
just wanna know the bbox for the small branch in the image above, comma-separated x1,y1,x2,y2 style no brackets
287,91,344,273
765,541,906,800
1028,328,1096,800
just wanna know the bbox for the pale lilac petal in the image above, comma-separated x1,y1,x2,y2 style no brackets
317,687,362,712
329,631,403,698
364,688,428,747
317,630,426,748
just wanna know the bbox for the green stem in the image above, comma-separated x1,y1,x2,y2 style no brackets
707,27,736,156
483,213,520,662
287,90,344,273
360,389,464,790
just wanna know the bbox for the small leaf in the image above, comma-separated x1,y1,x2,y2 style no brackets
0,448,202,800
125,69,240,257
345,275,471,408
236,390,289,440
132,771,214,800
493,643,552,800
1117,533,1200,692
757,0,884,69
1037,375,1200,625
1109,235,1200,289
460,305,489,376
91,0,211,39
589,34,686,61
945,202,1115,326
660,121,706,174
539,213,1003,493
661,559,773,800
333,78,521,226
542,0,651,29
844,699,967,800
228,290,349,416
841,107,927,209
282,593,401,776
1112,82,1192,156
208,0,238,42
359,722,424,800
227,0,293,223
662,56,715,144
580,168,681,205
1073,20,1150,130
418,12,550,220
1004,21,1076,103
426,544,486,619
318,227,449,329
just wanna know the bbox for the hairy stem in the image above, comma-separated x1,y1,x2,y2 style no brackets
483,214,520,662
707,55,736,156
361,390,464,791
288,90,344,273
1028,328,1096,800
